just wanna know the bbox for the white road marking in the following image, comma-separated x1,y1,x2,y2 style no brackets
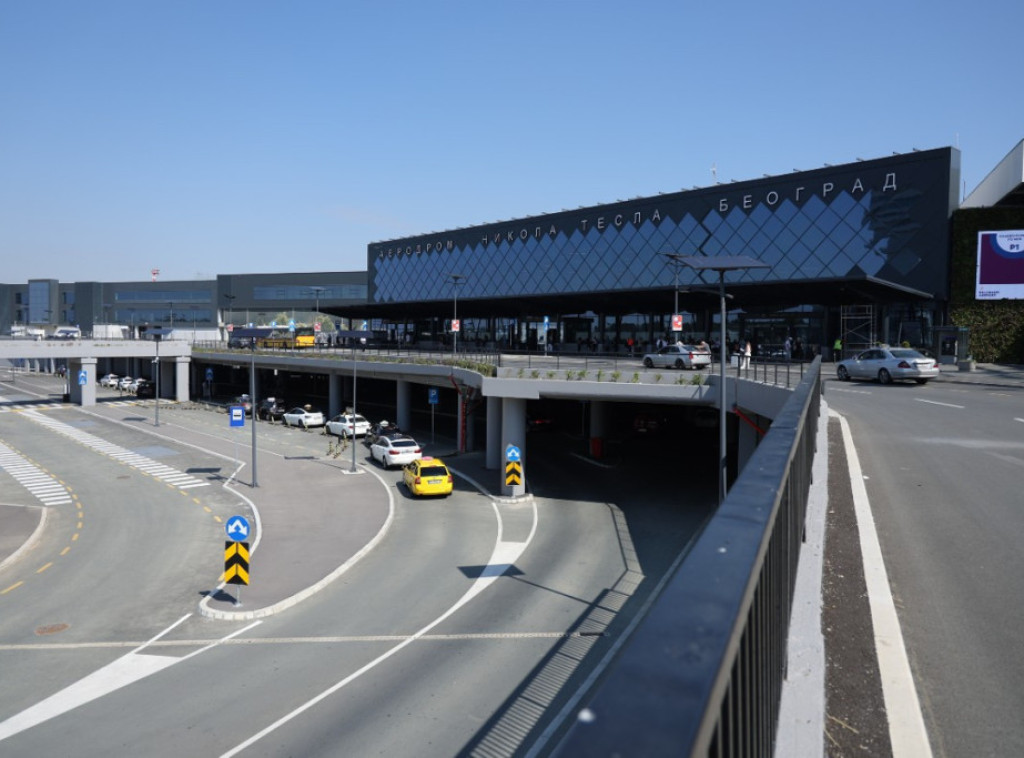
0,615,262,742
1015,418,1024,424
21,410,210,489
837,412,933,757
220,496,540,758
914,398,964,409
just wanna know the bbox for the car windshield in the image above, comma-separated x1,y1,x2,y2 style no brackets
392,440,418,449
419,465,448,477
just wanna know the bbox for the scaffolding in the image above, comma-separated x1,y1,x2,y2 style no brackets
839,305,875,360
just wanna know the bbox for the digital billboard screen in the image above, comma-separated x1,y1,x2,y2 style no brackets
976,230,1024,299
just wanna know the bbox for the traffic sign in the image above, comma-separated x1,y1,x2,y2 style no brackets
452,319,460,333
78,370,87,386
225,515,250,541
227,324,234,332
206,367,214,381
288,319,296,333
505,444,521,462
229,406,245,427
672,314,683,331
224,541,250,585
428,387,439,405
505,460,522,486
313,322,321,332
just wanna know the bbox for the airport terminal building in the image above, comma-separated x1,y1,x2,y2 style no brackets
365,148,960,358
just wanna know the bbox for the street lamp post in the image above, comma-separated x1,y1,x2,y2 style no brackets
153,332,161,427
449,273,465,358
673,254,769,503
250,340,259,487
310,286,325,346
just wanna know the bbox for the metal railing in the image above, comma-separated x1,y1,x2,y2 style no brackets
552,357,822,757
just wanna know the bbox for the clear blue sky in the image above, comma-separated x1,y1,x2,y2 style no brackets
2,0,1021,284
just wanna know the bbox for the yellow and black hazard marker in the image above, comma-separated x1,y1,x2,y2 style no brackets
505,459,522,486
224,541,250,586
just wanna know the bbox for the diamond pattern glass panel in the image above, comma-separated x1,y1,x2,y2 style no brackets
370,152,953,305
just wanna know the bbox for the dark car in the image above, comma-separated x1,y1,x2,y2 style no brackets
135,380,155,399
257,397,288,422
366,420,403,446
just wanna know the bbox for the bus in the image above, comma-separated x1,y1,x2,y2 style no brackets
256,327,316,350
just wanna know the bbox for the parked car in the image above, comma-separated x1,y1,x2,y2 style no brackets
326,413,370,439
117,376,134,391
366,420,403,446
403,457,453,497
642,345,712,370
99,373,119,388
370,434,422,469
257,397,288,422
282,405,325,429
232,394,253,416
135,380,155,399
836,347,939,385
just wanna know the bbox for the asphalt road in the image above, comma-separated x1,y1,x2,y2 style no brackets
826,376,1024,758
0,371,715,756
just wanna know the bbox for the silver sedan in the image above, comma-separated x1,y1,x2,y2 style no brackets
836,347,939,385
642,345,712,370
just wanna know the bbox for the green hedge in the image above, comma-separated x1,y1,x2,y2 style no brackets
949,208,1024,362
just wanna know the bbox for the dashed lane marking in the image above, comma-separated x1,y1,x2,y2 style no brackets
19,410,209,490
0,443,73,506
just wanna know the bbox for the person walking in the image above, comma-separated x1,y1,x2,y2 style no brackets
833,336,842,362
742,340,752,370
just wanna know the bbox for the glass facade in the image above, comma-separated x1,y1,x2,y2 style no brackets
369,149,957,308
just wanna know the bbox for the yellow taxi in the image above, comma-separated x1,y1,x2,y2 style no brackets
403,457,453,497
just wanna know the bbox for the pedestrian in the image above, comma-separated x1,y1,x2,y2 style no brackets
742,340,752,370
784,336,792,361
833,336,842,362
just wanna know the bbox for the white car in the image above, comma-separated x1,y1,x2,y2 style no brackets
99,373,119,388
326,413,370,439
118,376,135,391
641,345,712,370
281,406,325,429
836,347,940,385
370,435,422,469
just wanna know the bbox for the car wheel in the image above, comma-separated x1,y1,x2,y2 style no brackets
915,378,929,385
643,358,654,368
878,368,892,385
837,365,850,381
674,359,685,369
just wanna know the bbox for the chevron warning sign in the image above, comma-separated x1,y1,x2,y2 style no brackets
505,460,522,486
224,541,250,586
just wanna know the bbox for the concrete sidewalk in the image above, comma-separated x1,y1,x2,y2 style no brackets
932,361,1024,388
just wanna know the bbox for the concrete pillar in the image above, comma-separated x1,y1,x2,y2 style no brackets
68,357,97,407
486,395,502,470
589,400,609,459
396,379,411,431
500,397,527,497
174,357,190,402
328,373,343,418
